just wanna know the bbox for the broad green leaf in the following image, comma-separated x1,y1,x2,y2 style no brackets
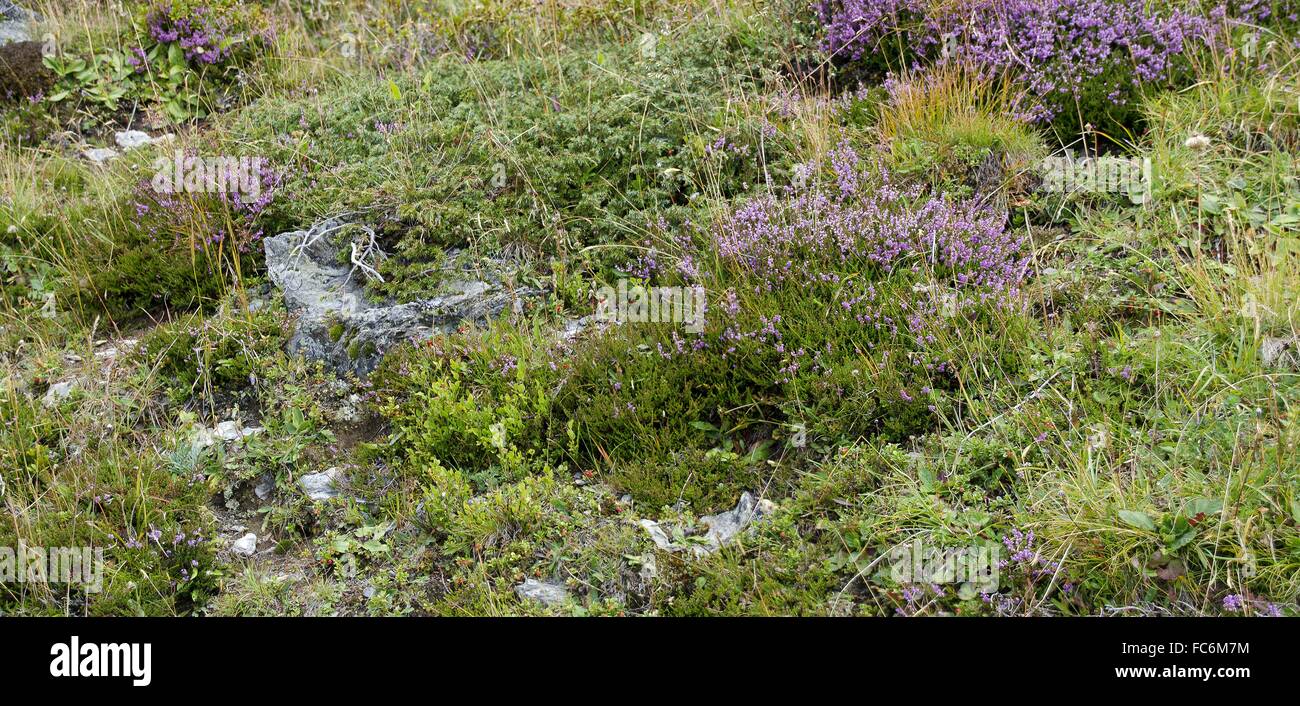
1119,510,1156,531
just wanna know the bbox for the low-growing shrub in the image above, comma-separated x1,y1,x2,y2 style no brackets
230,20,796,299
134,305,286,404
814,0,1221,136
41,0,273,123
551,140,1035,495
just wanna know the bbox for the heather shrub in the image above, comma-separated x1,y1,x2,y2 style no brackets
133,306,286,405
611,447,788,514
127,0,273,120
814,0,1221,136
549,140,1033,505
372,324,570,493
40,0,273,123
77,154,280,322
369,138,1034,511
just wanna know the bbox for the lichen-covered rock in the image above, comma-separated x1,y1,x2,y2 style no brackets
264,218,539,377
0,2,36,46
298,467,342,501
515,579,570,608
1261,336,1299,370
639,492,777,557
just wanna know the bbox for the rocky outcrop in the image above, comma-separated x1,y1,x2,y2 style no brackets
264,218,539,377
639,492,778,558
0,2,36,46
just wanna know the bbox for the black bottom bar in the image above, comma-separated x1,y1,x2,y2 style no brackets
0,617,1286,692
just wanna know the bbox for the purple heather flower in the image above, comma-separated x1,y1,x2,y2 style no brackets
814,0,1221,122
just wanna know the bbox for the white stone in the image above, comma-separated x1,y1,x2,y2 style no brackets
41,380,75,407
193,420,264,449
83,147,119,164
298,467,341,500
114,130,155,150
515,579,570,607
231,533,257,556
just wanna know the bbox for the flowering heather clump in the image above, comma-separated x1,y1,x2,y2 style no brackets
999,528,1063,581
131,152,282,252
713,141,1027,306
814,0,1219,123
144,2,236,65
664,140,1030,400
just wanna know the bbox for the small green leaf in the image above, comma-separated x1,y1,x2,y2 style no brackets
1119,510,1156,531
1166,528,1197,552
1184,498,1222,518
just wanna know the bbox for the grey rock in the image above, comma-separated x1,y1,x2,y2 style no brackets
114,130,155,150
639,519,675,551
1261,336,1299,370
41,380,75,407
253,474,274,500
0,22,27,45
231,533,257,557
264,218,539,377
0,1,35,46
0,1,37,20
639,492,777,557
83,147,119,164
514,579,570,607
298,467,342,501
700,491,777,547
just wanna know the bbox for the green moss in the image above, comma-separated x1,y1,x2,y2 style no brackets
610,447,790,514
134,306,286,403
229,19,797,300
